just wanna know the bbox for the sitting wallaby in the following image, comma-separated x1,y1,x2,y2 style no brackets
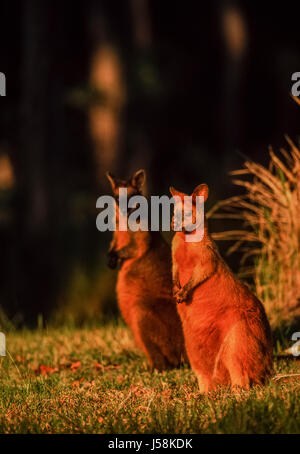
106,169,186,371
170,183,273,392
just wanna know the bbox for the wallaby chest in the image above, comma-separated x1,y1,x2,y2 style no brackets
174,234,204,269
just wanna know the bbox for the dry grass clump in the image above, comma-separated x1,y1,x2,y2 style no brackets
209,127,300,329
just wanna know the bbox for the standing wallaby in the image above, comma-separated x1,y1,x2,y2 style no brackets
106,169,186,371
170,183,273,392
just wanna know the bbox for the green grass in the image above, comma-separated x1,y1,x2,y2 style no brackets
0,321,300,434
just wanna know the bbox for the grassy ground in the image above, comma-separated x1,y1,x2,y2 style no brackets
0,321,300,434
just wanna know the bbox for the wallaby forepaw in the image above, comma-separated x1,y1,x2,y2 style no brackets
172,286,180,297
174,288,188,304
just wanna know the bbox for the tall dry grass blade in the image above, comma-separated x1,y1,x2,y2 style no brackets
211,137,300,329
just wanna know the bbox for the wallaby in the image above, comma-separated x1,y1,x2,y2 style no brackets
106,169,186,371
170,183,273,392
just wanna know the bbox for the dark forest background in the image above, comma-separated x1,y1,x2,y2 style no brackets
0,0,300,327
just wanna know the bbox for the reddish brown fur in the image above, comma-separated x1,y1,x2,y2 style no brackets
106,170,186,371
170,184,273,392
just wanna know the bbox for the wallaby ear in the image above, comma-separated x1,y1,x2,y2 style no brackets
170,186,180,197
192,184,209,202
131,169,146,191
169,186,187,200
106,171,117,190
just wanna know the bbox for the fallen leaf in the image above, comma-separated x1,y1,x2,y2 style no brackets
15,355,24,363
35,364,59,377
72,377,85,388
70,361,81,371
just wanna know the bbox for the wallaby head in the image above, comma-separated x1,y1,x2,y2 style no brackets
106,169,146,200
170,184,209,202
106,169,147,269
169,184,209,234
